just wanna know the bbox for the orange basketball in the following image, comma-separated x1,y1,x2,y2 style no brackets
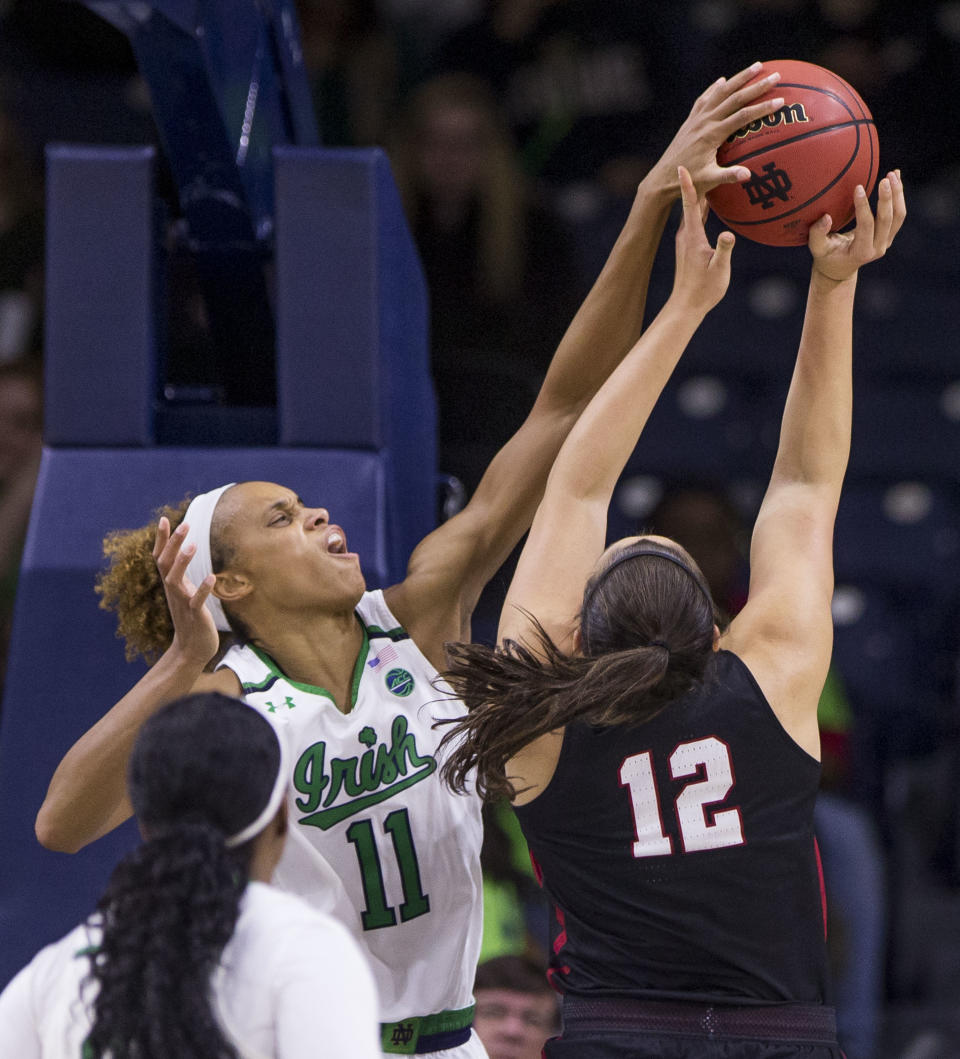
706,60,879,247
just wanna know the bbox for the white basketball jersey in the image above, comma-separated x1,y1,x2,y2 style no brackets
0,883,381,1059
218,591,484,1025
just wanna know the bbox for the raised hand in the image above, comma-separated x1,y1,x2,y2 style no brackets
670,165,735,315
809,170,906,282
152,516,220,667
654,62,785,196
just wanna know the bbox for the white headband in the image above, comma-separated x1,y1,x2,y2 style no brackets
182,484,236,632
225,725,289,849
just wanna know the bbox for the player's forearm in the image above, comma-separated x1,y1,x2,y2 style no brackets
550,298,704,502
535,178,676,415
769,270,857,491
35,648,206,852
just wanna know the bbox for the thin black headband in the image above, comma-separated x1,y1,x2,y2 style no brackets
582,544,715,616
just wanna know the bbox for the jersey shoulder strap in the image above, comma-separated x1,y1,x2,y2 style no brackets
216,643,273,693
355,590,410,644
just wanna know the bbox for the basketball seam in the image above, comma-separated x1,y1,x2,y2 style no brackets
712,123,865,228
721,119,875,168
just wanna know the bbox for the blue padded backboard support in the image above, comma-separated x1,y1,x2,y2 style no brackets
0,448,390,989
44,145,158,446
275,147,437,574
83,0,322,405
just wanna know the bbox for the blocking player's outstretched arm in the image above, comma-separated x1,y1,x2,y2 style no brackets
723,171,906,758
388,64,787,663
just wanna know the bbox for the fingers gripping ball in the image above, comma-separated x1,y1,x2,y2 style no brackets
706,60,879,246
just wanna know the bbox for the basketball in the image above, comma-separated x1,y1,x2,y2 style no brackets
707,60,879,247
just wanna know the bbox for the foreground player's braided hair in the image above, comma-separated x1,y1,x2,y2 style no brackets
84,693,282,1059
439,542,719,801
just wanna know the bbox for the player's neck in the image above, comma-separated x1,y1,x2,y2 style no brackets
250,608,366,712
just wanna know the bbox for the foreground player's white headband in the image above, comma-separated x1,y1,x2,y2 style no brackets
182,484,236,632
225,726,289,849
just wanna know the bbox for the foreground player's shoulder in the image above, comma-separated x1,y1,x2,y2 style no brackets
0,920,98,1027
239,883,372,983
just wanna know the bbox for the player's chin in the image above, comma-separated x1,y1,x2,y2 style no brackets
343,563,367,599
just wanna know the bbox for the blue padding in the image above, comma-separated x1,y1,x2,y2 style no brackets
0,446,393,989
45,146,157,446
274,146,436,570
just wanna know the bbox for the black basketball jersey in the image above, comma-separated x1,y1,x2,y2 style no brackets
514,649,828,1006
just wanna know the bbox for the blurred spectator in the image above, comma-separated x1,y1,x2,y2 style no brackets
297,0,400,146
473,954,560,1059
430,0,685,203
0,357,42,700
647,483,750,626
389,72,579,491
0,107,43,364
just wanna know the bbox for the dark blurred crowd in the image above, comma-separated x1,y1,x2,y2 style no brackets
1,2,959,1055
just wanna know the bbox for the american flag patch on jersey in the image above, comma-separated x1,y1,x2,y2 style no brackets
368,644,399,668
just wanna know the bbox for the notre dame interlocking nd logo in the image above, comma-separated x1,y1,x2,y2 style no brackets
743,162,793,209
391,1023,415,1045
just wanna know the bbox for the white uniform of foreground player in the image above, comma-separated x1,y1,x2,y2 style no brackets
0,879,379,1058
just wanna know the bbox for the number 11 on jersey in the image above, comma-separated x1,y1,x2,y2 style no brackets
346,808,431,930
619,736,745,857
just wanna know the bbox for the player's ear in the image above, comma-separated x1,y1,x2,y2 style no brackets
214,570,252,603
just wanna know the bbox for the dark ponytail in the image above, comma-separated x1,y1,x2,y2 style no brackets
85,694,282,1059
86,823,246,1058
439,542,718,801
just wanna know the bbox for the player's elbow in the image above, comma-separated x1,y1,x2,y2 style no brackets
35,803,83,853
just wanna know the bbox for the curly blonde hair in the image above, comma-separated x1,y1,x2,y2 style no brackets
95,498,192,665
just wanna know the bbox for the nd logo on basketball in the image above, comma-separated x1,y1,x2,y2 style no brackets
744,162,793,209
385,667,415,697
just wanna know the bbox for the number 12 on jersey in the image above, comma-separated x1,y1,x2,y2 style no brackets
619,736,745,857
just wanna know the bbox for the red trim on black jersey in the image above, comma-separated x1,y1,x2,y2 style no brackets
552,904,568,955
530,849,544,887
814,836,828,940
